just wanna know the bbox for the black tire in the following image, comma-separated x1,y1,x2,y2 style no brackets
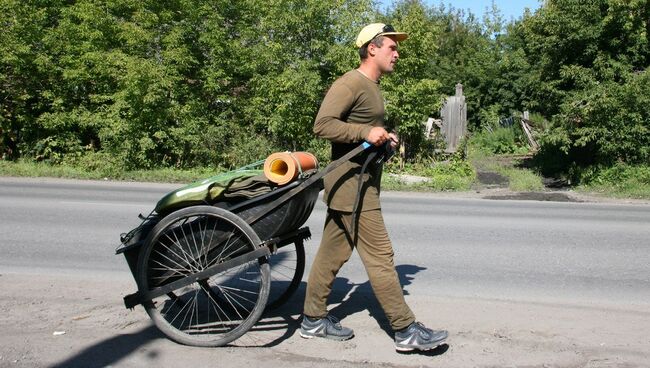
136,206,270,347
267,240,305,309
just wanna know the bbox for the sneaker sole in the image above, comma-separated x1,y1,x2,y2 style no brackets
299,330,354,341
395,338,447,352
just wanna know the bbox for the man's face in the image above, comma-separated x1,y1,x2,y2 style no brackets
371,36,400,74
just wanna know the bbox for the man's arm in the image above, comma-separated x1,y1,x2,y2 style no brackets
313,81,373,143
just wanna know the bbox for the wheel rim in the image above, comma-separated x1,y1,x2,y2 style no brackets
139,207,269,346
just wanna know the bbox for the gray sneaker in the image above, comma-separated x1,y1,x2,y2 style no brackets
300,315,354,341
394,322,448,352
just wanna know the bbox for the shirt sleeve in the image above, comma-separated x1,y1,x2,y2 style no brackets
313,80,373,143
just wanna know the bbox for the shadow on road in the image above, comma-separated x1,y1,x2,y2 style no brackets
258,263,442,357
52,264,439,365
397,343,450,356
49,325,163,368
328,264,427,337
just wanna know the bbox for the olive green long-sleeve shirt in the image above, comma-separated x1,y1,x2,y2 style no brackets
314,69,385,212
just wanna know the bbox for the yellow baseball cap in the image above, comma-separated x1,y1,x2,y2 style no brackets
355,23,408,48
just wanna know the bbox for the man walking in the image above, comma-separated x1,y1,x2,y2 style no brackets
300,23,448,352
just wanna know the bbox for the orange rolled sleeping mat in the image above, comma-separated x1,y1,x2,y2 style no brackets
263,152,318,185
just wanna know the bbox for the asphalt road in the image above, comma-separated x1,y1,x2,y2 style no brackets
1,177,649,305
1,177,650,367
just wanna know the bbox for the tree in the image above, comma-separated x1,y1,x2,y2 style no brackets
379,1,444,157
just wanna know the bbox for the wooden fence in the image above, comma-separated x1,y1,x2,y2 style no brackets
424,83,467,153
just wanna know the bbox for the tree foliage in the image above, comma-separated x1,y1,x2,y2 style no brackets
1,0,377,169
538,71,650,171
504,0,649,172
1,0,648,175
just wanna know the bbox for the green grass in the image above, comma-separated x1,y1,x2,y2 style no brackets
467,142,650,198
5,157,647,200
578,182,650,199
380,174,410,191
468,144,544,192
382,159,476,192
575,164,650,200
0,160,220,183
498,167,545,192
469,126,530,155
420,160,476,191
1,158,478,192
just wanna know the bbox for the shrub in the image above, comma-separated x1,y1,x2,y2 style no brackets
470,126,529,155
575,163,650,199
421,159,476,191
537,71,650,174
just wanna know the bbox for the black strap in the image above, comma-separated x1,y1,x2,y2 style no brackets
350,150,378,240
349,140,394,241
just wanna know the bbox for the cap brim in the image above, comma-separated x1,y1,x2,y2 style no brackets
379,32,408,42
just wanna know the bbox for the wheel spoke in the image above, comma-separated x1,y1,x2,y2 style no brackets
151,251,192,277
217,285,250,320
270,268,294,280
221,243,248,262
215,230,237,260
163,231,201,273
197,218,211,270
204,217,220,267
167,287,197,327
219,285,259,296
221,285,258,308
179,221,200,267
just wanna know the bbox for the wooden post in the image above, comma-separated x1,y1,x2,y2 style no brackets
520,115,539,151
440,83,467,153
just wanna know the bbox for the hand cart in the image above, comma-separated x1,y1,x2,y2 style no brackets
116,142,390,347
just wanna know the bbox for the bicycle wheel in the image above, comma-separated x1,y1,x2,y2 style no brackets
267,240,305,309
136,206,270,347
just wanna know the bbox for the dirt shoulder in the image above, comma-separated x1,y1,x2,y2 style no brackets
384,182,650,206
1,269,648,368
390,166,650,206
461,187,650,205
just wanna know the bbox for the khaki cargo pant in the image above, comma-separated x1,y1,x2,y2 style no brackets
303,208,415,331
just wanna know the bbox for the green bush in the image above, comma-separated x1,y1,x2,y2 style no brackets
536,71,649,176
383,154,475,192
500,167,544,192
470,126,529,155
420,159,476,191
575,164,650,199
